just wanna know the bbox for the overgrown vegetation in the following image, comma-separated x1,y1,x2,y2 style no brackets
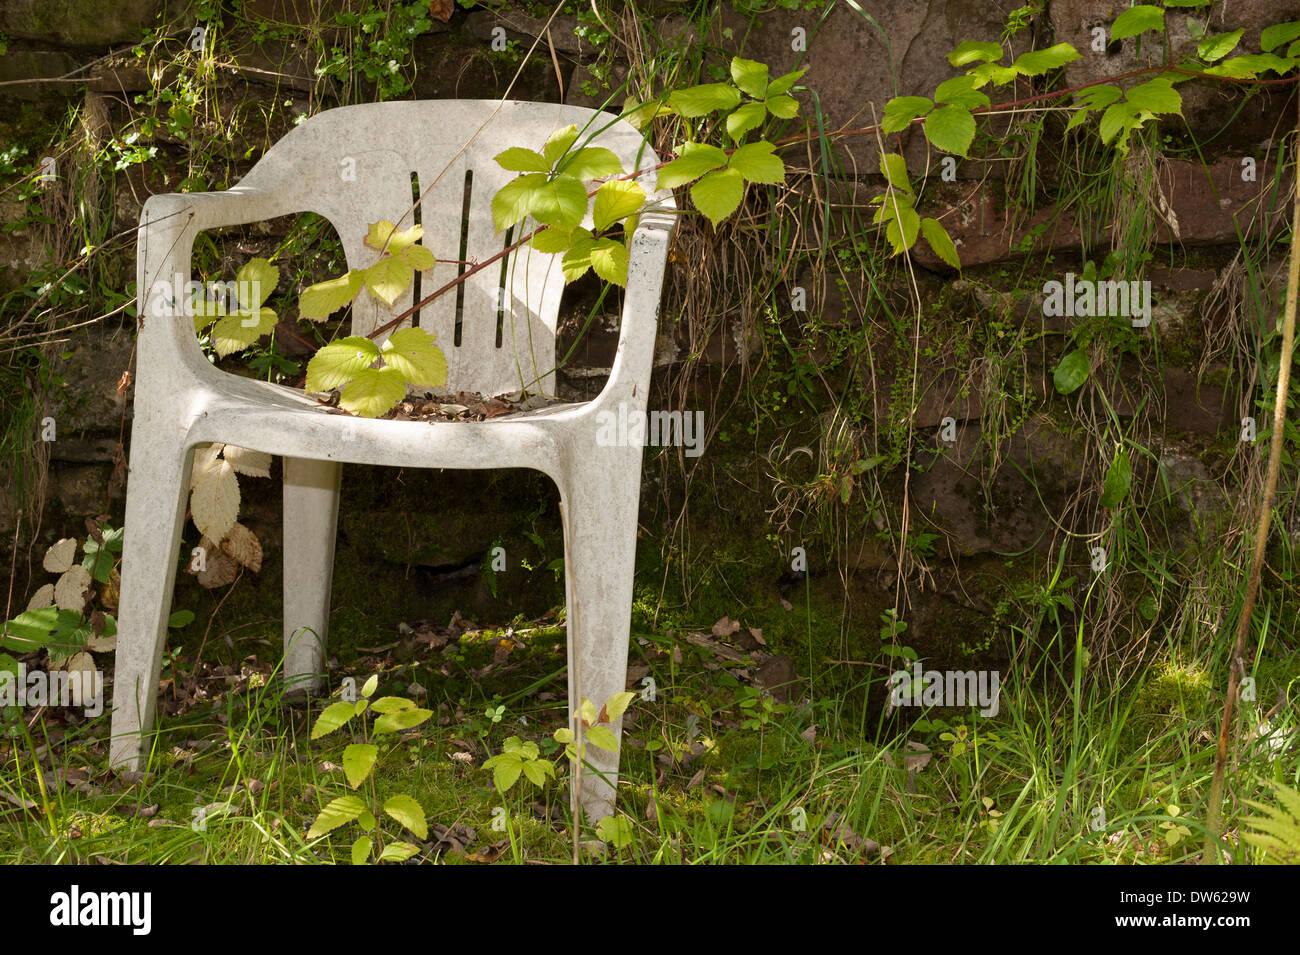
0,0,1297,865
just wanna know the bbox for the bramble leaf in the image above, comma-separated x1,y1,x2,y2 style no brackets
691,167,745,227
339,366,407,418
300,270,364,321
924,104,976,157
306,336,379,392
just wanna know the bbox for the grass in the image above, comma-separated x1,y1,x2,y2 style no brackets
1,574,1295,865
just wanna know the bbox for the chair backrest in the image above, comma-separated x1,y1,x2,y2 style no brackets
237,100,664,397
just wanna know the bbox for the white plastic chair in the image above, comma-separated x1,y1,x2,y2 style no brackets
110,100,675,823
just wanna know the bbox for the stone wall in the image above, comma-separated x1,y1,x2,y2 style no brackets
0,1,1292,654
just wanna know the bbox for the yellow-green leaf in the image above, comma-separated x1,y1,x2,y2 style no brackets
307,795,366,838
492,173,548,232
380,327,447,387
350,836,372,865
311,700,356,739
691,167,744,227
559,146,623,181
592,180,646,232
726,102,767,142
299,270,364,322
657,142,729,190
306,335,379,393
396,243,436,271
588,238,629,286
363,256,414,308
542,125,581,167
364,220,422,254
339,366,407,418
728,141,785,184
342,743,378,789
920,217,960,269
494,147,550,172
730,56,769,98
236,257,278,309
383,793,428,840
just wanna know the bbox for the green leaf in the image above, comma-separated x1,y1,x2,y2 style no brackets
350,836,372,865
1205,53,1295,78
881,96,933,134
766,69,806,97
530,174,589,229
369,696,416,714
1011,43,1082,76
585,724,619,752
0,606,58,652
656,142,729,190
690,167,745,227
491,172,547,232
948,40,1003,66
167,609,194,628
210,307,277,357
603,691,636,721
764,93,799,119
311,700,356,739
1066,84,1123,131
364,220,422,254
363,255,414,308
967,62,1021,87
879,152,912,193
596,814,634,848
1125,78,1181,115
342,743,378,789
1100,450,1132,508
1260,22,1300,53
877,197,920,254
541,125,580,166
924,105,976,157
559,146,623,181
339,366,407,418
489,755,523,792
933,75,990,109
521,759,555,787
305,336,379,392
530,225,579,254
726,102,767,142
1110,5,1165,41
299,270,363,321
307,795,366,838
730,56,769,97
378,841,421,862
361,674,378,699
553,727,575,744
668,82,742,117
1198,29,1243,63
380,327,447,387
373,706,433,734
383,794,427,840
592,180,646,232
494,147,550,172
728,141,785,184
1098,100,1144,147
588,238,629,286
920,217,960,269
561,237,598,283
236,257,278,309
1053,348,1090,394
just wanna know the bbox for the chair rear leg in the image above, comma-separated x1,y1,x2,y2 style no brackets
560,453,642,826
109,438,194,772
282,457,342,696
